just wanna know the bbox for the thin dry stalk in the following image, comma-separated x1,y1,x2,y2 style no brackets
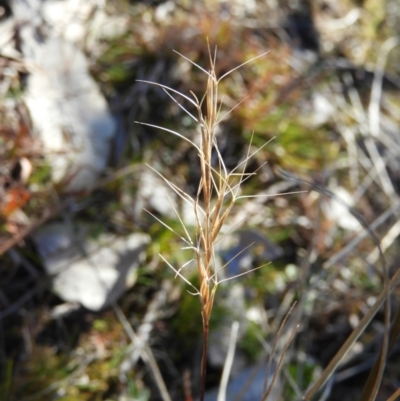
386,387,400,401
217,321,240,401
303,265,400,401
262,302,297,401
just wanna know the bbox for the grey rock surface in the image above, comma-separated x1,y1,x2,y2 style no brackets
10,0,116,192
32,223,150,310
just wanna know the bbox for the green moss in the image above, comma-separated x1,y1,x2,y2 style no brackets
87,222,106,240
284,359,321,397
243,263,288,296
170,276,228,354
0,358,13,401
5,80,24,99
126,379,150,401
106,64,135,86
170,279,203,349
239,321,263,361
29,161,52,186
93,319,108,333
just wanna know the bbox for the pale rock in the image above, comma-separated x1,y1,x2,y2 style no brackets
11,0,117,192
42,0,129,50
310,92,335,127
23,36,115,191
32,223,150,310
323,185,361,231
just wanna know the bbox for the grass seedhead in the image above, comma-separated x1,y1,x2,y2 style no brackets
136,43,272,400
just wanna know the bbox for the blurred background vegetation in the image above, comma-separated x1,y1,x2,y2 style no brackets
1,0,400,400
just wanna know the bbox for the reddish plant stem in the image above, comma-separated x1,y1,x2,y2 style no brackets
200,319,209,401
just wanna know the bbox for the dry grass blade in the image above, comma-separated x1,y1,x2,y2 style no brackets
219,241,256,272
145,164,204,215
358,301,390,401
368,36,400,138
359,304,400,401
217,321,240,401
303,267,400,401
113,303,172,401
386,387,400,401
236,190,305,200
216,95,249,125
263,302,297,398
158,254,199,294
172,49,214,79
387,307,400,352
216,263,270,284
163,187,194,244
136,121,201,151
162,87,199,122
218,51,270,82
262,323,298,401
136,79,199,107
230,136,275,176
144,208,193,247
